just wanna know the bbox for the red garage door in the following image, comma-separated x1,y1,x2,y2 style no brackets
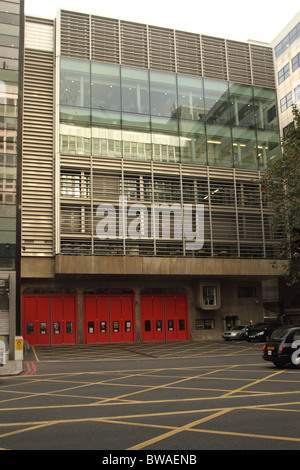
84,294,135,344
141,295,188,342
22,294,77,346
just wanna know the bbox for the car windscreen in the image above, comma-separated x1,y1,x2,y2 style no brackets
233,326,246,330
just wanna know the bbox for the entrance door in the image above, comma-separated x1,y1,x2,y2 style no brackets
84,294,135,344
141,295,188,342
23,295,77,346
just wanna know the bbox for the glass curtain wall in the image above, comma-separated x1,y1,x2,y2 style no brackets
59,58,280,169
0,0,21,270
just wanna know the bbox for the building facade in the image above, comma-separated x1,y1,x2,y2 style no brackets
0,0,23,356
20,9,283,345
271,11,300,135
271,11,300,323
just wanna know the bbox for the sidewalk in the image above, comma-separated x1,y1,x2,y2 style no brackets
0,360,23,376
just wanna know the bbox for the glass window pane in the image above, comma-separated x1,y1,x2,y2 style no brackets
253,87,279,130
179,120,206,164
122,112,150,131
91,62,120,112
92,127,122,158
121,66,149,114
203,79,230,125
232,127,257,169
177,74,204,121
92,109,121,128
152,133,180,163
229,83,255,127
257,130,281,169
206,124,232,167
60,124,91,156
151,115,178,134
60,106,90,125
122,130,151,160
150,70,177,118
60,58,90,108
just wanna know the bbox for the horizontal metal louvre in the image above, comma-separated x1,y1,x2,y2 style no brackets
148,26,176,72
120,21,148,68
60,10,90,59
58,158,279,259
227,40,252,85
91,15,119,64
201,36,227,80
250,44,275,88
22,46,54,256
59,11,276,88
175,30,202,76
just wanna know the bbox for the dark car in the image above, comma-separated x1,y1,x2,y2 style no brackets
263,325,300,368
246,322,282,342
223,325,248,341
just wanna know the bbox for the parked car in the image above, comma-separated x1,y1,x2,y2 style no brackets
246,322,282,342
263,325,300,368
223,325,248,341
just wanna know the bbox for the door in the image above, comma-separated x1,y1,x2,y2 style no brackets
141,295,189,342
84,294,135,344
36,297,50,345
23,295,77,345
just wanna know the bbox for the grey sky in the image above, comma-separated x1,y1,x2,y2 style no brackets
24,0,300,44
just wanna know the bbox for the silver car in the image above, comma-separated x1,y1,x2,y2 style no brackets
223,325,248,341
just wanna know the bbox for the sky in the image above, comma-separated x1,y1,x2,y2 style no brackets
24,0,300,44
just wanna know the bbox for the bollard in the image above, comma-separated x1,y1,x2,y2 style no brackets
15,337,23,361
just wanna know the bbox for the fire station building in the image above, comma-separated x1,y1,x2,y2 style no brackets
20,9,283,345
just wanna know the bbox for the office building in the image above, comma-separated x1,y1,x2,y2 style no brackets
271,11,300,323
20,9,283,345
271,11,300,135
0,0,23,356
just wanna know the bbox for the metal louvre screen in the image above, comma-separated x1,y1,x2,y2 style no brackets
22,43,54,256
59,11,276,88
60,10,90,59
58,157,277,259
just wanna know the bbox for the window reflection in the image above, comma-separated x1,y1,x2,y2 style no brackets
256,130,280,169
179,120,206,164
232,128,257,169
177,74,204,121
150,70,177,118
121,66,150,114
91,62,121,112
229,83,255,127
203,79,230,125
253,88,278,131
60,58,90,107
59,58,280,169
206,124,232,167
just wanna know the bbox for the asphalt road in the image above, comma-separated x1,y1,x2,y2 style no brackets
0,340,300,454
